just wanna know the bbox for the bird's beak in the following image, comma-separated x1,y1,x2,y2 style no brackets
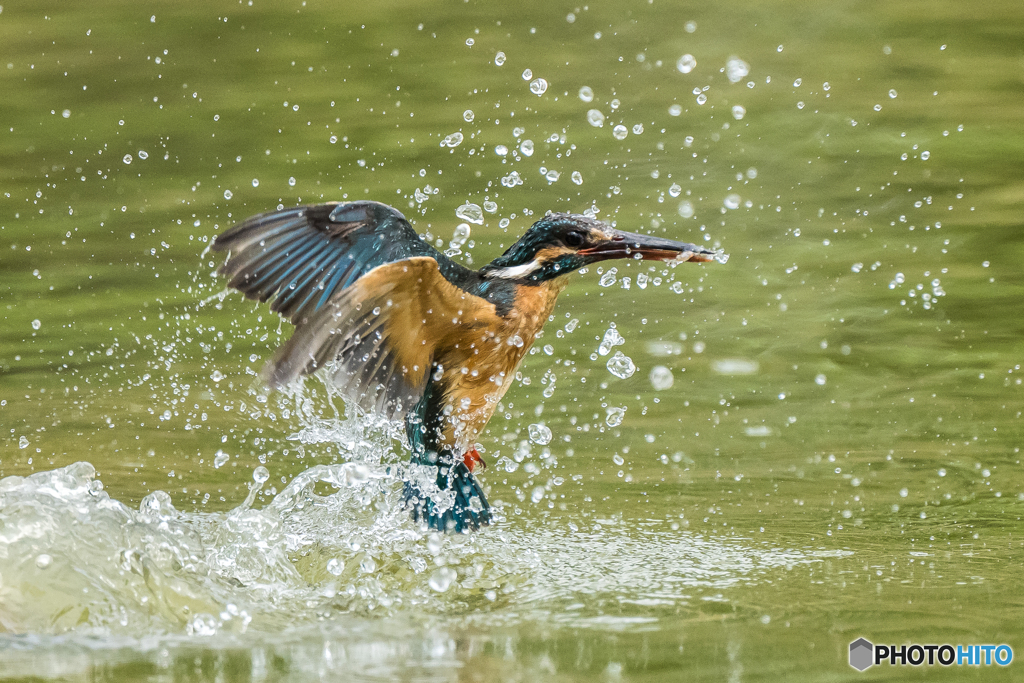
578,229,723,264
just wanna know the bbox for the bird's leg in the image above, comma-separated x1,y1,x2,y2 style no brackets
462,448,485,472
402,377,491,532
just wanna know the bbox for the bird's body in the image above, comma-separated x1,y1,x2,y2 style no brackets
212,200,720,532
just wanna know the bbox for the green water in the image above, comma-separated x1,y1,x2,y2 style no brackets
2,0,1023,680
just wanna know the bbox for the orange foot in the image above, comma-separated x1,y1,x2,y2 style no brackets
463,449,486,473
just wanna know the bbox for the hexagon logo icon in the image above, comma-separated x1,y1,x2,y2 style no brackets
849,638,874,671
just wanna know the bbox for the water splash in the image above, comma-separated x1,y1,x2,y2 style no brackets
0,450,526,637
606,351,636,379
0,458,848,676
455,203,483,225
440,132,463,148
598,325,625,356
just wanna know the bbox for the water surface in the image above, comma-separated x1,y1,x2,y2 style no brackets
1,0,1023,680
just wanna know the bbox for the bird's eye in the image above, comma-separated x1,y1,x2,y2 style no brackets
564,231,585,247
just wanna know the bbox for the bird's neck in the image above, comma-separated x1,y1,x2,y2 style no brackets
482,245,578,283
481,259,544,281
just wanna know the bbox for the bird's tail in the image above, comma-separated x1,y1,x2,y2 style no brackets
403,459,491,533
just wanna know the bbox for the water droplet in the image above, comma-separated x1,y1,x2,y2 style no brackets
544,169,560,183
528,423,552,445
732,105,746,120
889,89,898,98
676,54,697,73
599,268,618,289
138,150,149,160
668,104,683,116
35,553,52,569
223,189,233,200
696,93,707,105
450,223,471,248
326,558,343,575
521,68,532,80
122,154,132,164
678,200,694,218
31,318,41,330
571,171,583,185
612,124,628,140
495,144,508,156
288,176,296,186
441,132,464,148
649,365,674,390
456,202,483,224
189,614,218,637
429,567,458,592
606,406,626,427
360,556,377,573
211,369,224,382
427,533,444,555
501,171,523,187
668,183,682,198
711,359,759,375
612,454,625,466
462,109,474,123
920,150,930,160
815,374,827,386
329,135,337,144
530,486,546,504
579,86,594,102
725,56,749,83
587,109,605,127
18,436,29,449
606,351,636,379
529,78,548,95
465,38,475,47
632,124,644,135
494,52,506,66
252,178,260,187
61,109,71,119
253,466,270,484
520,139,534,156
483,201,497,213
724,193,741,210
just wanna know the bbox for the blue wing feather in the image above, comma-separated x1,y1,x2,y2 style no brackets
214,202,496,533
212,201,455,325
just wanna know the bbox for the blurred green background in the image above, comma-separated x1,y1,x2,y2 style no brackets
1,0,1023,680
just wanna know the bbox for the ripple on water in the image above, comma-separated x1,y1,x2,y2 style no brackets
0,442,845,642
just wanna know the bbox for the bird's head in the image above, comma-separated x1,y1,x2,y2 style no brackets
481,212,722,283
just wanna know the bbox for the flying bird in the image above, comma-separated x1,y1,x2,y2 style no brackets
212,201,721,532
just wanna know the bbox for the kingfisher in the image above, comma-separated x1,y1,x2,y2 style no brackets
212,201,721,532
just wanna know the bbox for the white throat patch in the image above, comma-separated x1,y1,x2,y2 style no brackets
485,260,542,279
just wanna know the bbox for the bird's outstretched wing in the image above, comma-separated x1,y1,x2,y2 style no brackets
211,201,442,325
212,203,496,420
267,256,498,420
